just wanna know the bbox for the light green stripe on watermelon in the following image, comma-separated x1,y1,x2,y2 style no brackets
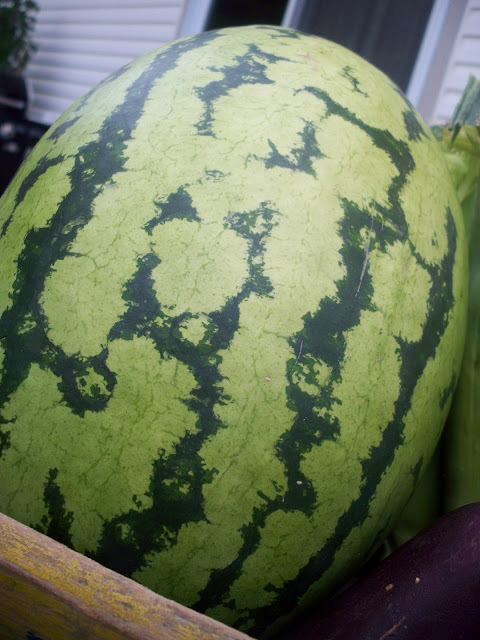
0,25,468,638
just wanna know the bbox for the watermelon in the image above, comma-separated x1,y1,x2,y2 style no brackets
0,25,468,637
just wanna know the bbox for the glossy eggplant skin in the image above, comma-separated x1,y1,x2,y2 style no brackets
275,503,480,640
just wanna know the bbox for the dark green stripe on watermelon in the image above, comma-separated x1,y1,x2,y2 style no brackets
261,121,324,176
439,370,458,410
195,44,290,137
47,117,81,142
0,154,65,238
34,467,74,548
394,86,430,143
341,66,368,96
144,186,201,233
402,108,428,142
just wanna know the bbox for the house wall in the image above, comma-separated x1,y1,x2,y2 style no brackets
429,0,480,122
407,0,480,124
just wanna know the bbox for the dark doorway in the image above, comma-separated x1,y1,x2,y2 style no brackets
205,0,288,30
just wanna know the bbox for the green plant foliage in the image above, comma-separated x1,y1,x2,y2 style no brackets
0,0,39,71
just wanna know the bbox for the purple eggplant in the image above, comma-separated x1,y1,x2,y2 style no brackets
276,503,480,640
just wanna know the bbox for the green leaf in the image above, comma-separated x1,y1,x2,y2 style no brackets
451,74,480,136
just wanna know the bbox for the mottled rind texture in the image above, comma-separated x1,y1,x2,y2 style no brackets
0,25,468,638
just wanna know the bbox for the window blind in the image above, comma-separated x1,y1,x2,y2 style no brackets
25,0,211,125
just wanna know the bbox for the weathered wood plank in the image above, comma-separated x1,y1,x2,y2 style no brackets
0,513,253,640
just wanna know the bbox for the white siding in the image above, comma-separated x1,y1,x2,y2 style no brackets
25,0,211,125
429,0,480,123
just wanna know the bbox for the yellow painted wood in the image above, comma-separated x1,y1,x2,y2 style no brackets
0,513,254,640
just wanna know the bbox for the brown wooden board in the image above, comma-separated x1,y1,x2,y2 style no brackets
0,512,254,640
